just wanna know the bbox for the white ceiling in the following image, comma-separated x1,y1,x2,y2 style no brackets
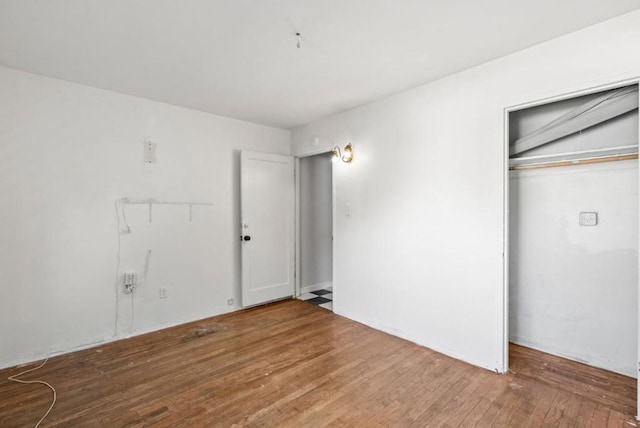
1,1,639,129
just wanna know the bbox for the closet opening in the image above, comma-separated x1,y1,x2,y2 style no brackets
505,82,639,416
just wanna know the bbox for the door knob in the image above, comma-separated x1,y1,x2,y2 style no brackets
243,236,251,241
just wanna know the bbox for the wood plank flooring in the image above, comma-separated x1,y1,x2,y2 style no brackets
0,299,636,427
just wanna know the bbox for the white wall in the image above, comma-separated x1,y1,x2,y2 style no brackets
300,154,333,289
291,10,640,372
509,161,638,377
0,66,290,369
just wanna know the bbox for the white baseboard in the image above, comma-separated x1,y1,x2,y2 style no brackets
301,281,332,294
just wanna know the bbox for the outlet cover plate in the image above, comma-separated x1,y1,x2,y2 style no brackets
124,272,137,286
144,140,157,164
579,212,598,226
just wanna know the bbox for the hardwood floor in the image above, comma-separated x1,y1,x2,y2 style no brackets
0,299,636,427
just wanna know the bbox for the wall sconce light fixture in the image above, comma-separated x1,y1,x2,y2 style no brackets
332,143,354,163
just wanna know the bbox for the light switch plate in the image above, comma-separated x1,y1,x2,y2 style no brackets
579,212,598,226
144,140,157,164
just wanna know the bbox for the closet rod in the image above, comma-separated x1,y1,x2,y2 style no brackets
509,153,638,171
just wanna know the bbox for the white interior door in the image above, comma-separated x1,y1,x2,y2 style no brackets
241,151,295,307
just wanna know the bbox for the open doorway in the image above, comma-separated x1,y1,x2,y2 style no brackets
296,152,334,311
505,82,639,416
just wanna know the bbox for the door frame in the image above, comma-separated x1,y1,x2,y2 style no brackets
294,148,336,305
501,77,640,418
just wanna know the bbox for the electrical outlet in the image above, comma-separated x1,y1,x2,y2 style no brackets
124,272,137,293
579,212,598,226
124,272,136,285
159,287,168,299
227,298,234,306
